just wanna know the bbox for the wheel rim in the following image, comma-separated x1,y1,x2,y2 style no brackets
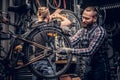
24,27,72,78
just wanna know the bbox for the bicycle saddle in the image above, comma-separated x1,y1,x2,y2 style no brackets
8,3,31,15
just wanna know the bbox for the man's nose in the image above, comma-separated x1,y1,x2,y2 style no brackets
82,18,86,22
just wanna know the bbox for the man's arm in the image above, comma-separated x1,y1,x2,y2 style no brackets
61,26,106,56
50,9,71,27
58,14,71,27
71,27,106,56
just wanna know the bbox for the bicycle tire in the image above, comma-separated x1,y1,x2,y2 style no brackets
24,25,72,78
60,10,81,36
30,0,40,14
47,0,61,9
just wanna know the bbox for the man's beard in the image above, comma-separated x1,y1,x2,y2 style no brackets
82,22,93,28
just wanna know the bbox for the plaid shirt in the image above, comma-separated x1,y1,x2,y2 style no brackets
69,24,107,56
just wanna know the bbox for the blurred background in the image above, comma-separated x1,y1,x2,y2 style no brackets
0,0,120,80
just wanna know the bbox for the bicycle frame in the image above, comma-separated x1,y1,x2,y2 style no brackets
1,32,51,69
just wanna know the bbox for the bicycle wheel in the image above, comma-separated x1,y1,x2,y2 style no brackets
47,0,61,9
60,10,81,36
24,26,72,78
30,0,42,14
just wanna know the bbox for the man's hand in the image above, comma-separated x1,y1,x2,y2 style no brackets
53,9,62,14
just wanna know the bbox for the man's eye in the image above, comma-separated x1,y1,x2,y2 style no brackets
86,18,89,20
84,18,89,20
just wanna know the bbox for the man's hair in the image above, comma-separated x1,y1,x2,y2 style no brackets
83,6,98,17
37,7,50,19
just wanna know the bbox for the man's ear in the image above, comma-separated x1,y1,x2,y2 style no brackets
93,16,97,22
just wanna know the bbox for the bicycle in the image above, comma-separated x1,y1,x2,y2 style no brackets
0,4,72,80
